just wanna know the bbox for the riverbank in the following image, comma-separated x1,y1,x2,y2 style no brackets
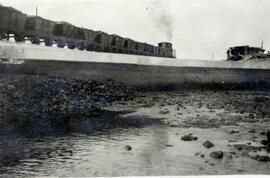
0,74,270,176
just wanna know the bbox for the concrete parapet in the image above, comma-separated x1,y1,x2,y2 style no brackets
0,41,270,90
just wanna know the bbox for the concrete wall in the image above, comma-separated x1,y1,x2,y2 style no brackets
1,41,270,90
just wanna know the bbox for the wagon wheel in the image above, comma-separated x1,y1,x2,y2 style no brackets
56,40,65,48
78,43,85,51
57,44,65,48
86,44,94,51
68,43,76,49
0,32,5,40
96,46,102,52
14,34,25,42
31,37,40,45
45,39,53,46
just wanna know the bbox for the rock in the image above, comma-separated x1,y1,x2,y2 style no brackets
230,130,239,134
252,155,270,162
260,131,267,136
249,113,255,119
203,140,214,148
165,144,173,147
260,131,270,146
7,84,16,90
249,129,256,133
181,134,198,141
125,145,132,151
159,109,170,115
169,124,178,128
210,151,224,159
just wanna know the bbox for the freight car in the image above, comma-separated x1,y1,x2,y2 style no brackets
53,22,90,50
0,4,27,41
24,16,56,45
0,3,176,58
109,35,124,53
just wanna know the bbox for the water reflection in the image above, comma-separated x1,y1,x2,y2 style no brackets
1,119,269,176
0,125,217,177
0,114,164,177
0,126,154,177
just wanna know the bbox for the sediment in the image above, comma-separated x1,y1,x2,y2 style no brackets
0,74,137,136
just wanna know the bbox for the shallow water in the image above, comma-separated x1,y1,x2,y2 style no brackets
1,123,269,177
1,89,270,176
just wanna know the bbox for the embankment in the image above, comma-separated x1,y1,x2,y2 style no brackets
1,41,270,90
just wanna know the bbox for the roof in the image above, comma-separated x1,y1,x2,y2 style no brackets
229,45,265,51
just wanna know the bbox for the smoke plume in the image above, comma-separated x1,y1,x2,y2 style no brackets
150,1,174,42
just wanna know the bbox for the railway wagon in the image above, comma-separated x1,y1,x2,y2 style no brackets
143,43,155,56
134,42,145,55
67,26,88,50
93,31,111,52
53,22,86,49
0,4,27,41
123,38,136,54
82,28,97,51
153,46,159,56
24,16,57,45
109,35,124,53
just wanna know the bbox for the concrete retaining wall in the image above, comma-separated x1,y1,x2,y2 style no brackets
1,41,270,90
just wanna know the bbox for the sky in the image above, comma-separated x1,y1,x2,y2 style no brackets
1,0,270,60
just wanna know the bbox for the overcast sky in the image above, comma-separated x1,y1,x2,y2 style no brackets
1,0,270,60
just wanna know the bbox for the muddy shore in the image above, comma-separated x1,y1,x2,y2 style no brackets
0,74,270,175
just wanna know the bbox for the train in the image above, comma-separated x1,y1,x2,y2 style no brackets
0,4,176,58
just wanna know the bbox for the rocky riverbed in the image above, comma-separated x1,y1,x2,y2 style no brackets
0,74,270,176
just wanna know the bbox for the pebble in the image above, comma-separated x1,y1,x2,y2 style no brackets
249,129,256,133
230,130,239,134
203,140,214,148
181,134,198,141
159,109,170,115
7,84,16,90
125,145,132,151
209,151,224,159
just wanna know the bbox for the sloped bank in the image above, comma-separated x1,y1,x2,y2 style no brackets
0,74,162,136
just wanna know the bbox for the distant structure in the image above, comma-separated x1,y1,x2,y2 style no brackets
227,45,267,61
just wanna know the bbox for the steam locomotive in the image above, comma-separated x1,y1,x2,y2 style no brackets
0,4,175,58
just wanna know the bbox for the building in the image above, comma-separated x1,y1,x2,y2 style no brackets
227,45,265,61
